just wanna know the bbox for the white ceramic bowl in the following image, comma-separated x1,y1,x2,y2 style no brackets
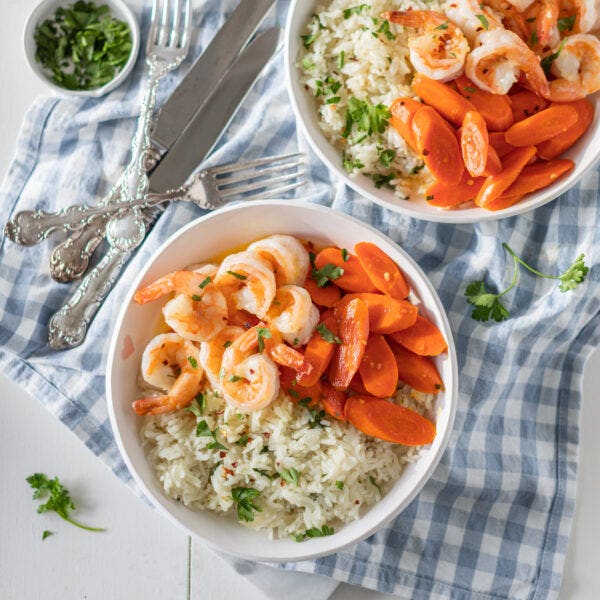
106,200,458,562
284,0,600,223
23,0,140,98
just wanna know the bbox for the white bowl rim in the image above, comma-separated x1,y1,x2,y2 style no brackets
283,0,600,224
105,199,459,562
23,0,140,98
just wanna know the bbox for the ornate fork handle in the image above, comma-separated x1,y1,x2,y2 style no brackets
6,190,181,247
48,246,133,349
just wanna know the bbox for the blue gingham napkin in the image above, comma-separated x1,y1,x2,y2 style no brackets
1,2,599,599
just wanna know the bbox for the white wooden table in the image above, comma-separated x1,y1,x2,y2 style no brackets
1,2,599,598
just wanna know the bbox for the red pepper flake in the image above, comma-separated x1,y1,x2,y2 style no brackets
263,432,271,439
232,462,238,468
355,500,360,505
219,451,226,458
223,468,234,478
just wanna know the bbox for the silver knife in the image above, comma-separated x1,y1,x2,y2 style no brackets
48,0,276,283
47,27,282,350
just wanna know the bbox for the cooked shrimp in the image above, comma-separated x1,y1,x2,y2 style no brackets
466,28,550,96
214,251,276,319
505,0,537,11
548,33,600,100
561,0,598,33
134,270,228,342
384,10,470,81
266,285,319,346
133,333,203,416
445,0,503,43
536,0,561,47
220,326,280,411
247,235,310,287
199,326,244,389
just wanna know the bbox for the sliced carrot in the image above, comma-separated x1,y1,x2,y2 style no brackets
296,310,338,387
482,146,502,177
537,99,595,160
484,159,575,211
280,366,321,407
358,334,398,398
390,343,443,394
335,293,418,334
345,395,436,446
461,110,489,177
303,275,341,308
455,75,514,131
412,106,465,185
314,247,377,293
321,382,347,421
329,298,370,390
489,132,516,158
354,241,410,299
484,194,525,211
505,104,578,146
349,373,370,395
389,97,423,152
475,146,537,207
388,314,447,356
510,90,549,122
425,172,485,208
412,73,476,127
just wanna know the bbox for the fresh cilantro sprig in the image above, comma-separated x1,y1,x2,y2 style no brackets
195,419,227,451
316,322,342,344
26,473,105,533
312,263,344,287
541,38,566,76
34,1,132,91
465,243,589,323
232,487,262,522
342,97,391,139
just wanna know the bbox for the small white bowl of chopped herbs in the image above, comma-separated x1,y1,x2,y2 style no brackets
24,0,140,98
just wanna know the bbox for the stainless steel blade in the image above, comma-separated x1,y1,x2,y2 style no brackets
150,0,275,154
148,27,282,194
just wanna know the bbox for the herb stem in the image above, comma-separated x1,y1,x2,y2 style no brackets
62,515,106,532
502,243,559,280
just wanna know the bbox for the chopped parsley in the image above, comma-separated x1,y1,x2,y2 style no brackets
370,173,395,189
228,375,244,383
191,294,202,301
232,487,262,522
291,525,335,542
341,248,350,262
223,340,232,348
434,21,449,30
557,15,576,32
377,20,396,40
378,148,396,168
195,419,227,450
475,14,489,29
316,322,342,344
301,32,318,48
337,50,346,69
335,481,344,490
369,475,381,494
257,327,272,353
410,163,425,175
187,356,198,369
343,4,370,18
199,276,211,289
342,150,364,173
226,270,247,280
236,434,249,447
280,467,300,486
541,39,566,76
252,468,279,480
186,393,206,417
312,263,344,287
301,57,316,70
42,530,53,541
342,97,391,139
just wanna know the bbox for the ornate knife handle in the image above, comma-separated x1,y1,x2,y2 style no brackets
48,246,132,349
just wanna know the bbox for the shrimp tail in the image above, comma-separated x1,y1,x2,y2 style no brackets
134,274,176,304
383,9,443,27
132,395,174,416
270,343,313,377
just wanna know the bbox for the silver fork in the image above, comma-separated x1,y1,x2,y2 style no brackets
48,0,192,350
5,154,307,244
47,0,192,284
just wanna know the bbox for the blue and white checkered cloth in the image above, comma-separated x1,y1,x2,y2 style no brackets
1,2,599,599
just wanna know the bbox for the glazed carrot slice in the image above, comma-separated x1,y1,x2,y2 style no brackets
388,315,447,356
461,110,489,177
455,75,514,131
280,366,321,407
390,343,443,394
537,99,595,160
482,146,502,177
475,146,537,207
349,373,370,395
489,132,516,158
358,334,399,398
321,382,347,421
484,159,574,211
389,97,423,152
484,194,525,211
297,310,338,387
314,247,377,293
354,241,410,299
412,73,476,127
510,90,549,122
425,173,485,207
335,293,418,334
504,104,578,146
345,395,436,446
303,275,341,307
329,298,370,390
412,107,465,185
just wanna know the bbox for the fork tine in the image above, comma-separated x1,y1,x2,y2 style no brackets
219,169,308,198
180,0,192,50
148,0,161,49
169,0,182,47
157,0,172,47
233,180,308,202
210,153,306,176
215,161,306,188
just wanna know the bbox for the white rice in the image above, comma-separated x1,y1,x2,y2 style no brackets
298,0,444,200
141,383,434,540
